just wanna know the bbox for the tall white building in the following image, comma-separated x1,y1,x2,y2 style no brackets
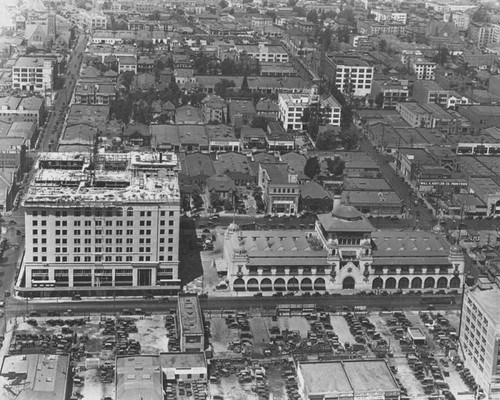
325,57,374,97
409,57,436,80
372,10,407,25
16,151,181,298
460,277,500,399
278,91,341,131
11,56,54,93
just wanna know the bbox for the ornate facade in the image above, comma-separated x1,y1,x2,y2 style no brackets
224,202,464,293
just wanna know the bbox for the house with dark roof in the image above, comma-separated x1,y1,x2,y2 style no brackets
300,181,333,213
206,174,236,207
123,122,151,147
175,105,204,125
214,152,255,187
240,127,267,150
178,152,215,190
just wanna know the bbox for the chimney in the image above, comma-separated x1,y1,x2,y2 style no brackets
333,194,342,211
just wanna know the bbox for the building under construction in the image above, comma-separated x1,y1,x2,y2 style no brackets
15,151,182,298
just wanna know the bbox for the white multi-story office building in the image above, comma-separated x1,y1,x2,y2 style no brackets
11,56,54,93
278,91,341,131
236,44,289,63
325,57,374,97
460,278,500,399
372,10,407,25
409,57,436,80
16,151,181,298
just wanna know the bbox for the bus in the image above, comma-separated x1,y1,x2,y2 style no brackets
420,294,456,305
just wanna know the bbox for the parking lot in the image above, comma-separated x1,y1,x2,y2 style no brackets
5,314,170,399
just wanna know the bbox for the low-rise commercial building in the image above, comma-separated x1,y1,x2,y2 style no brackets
259,163,300,216
160,353,208,381
297,360,400,400
0,354,70,400
177,294,205,353
116,356,163,400
11,56,54,92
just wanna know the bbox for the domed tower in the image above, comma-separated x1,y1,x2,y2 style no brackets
315,195,376,290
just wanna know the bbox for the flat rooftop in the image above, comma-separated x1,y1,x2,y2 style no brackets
177,295,204,336
159,353,206,369
0,354,70,400
23,152,180,206
299,360,399,396
468,284,500,324
116,356,163,400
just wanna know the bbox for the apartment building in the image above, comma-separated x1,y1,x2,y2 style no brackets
12,56,54,93
468,22,500,48
17,151,181,298
259,163,299,216
278,92,341,131
371,10,407,24
460,278,500,399
371,78,409,109
409,57,436,80
177,294,205,353
413,80,450,106
236,44,289,63
324,56,374,97
396,102,431,128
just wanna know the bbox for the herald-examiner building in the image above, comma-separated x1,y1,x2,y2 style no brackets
223,200,464,293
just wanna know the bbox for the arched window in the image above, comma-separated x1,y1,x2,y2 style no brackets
411,277,422,289
372,277,383,289
398,277,409,289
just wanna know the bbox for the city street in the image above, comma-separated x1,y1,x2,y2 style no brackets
40,32,87,152
4,294,461,317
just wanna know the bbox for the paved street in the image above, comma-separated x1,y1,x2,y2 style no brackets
4,294,461,317
40,32,87,152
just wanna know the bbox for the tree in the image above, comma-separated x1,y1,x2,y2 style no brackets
472,6,490,23
315,130,337,150
266,10,277,21
375,92,384,109
219,0,228,8
241,75,249,92
326,156,345,176
215,79,236,99
210,192,223,211
192,192,204,210
340,125,359,150
338,7,355,24
378,39,387,52
307,9,318,24
181,194,191,211
304,157,321,179
148,11,161,20
434,47,449,66
120,71,135,90
220,58,237,75
288,0,298,7
224,199,234,211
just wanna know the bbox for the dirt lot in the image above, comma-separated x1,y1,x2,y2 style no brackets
210,317,240,356
278,317,310,338
249,317,270,357
329,315,356,345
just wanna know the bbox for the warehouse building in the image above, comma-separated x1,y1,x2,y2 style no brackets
297,359,400,400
